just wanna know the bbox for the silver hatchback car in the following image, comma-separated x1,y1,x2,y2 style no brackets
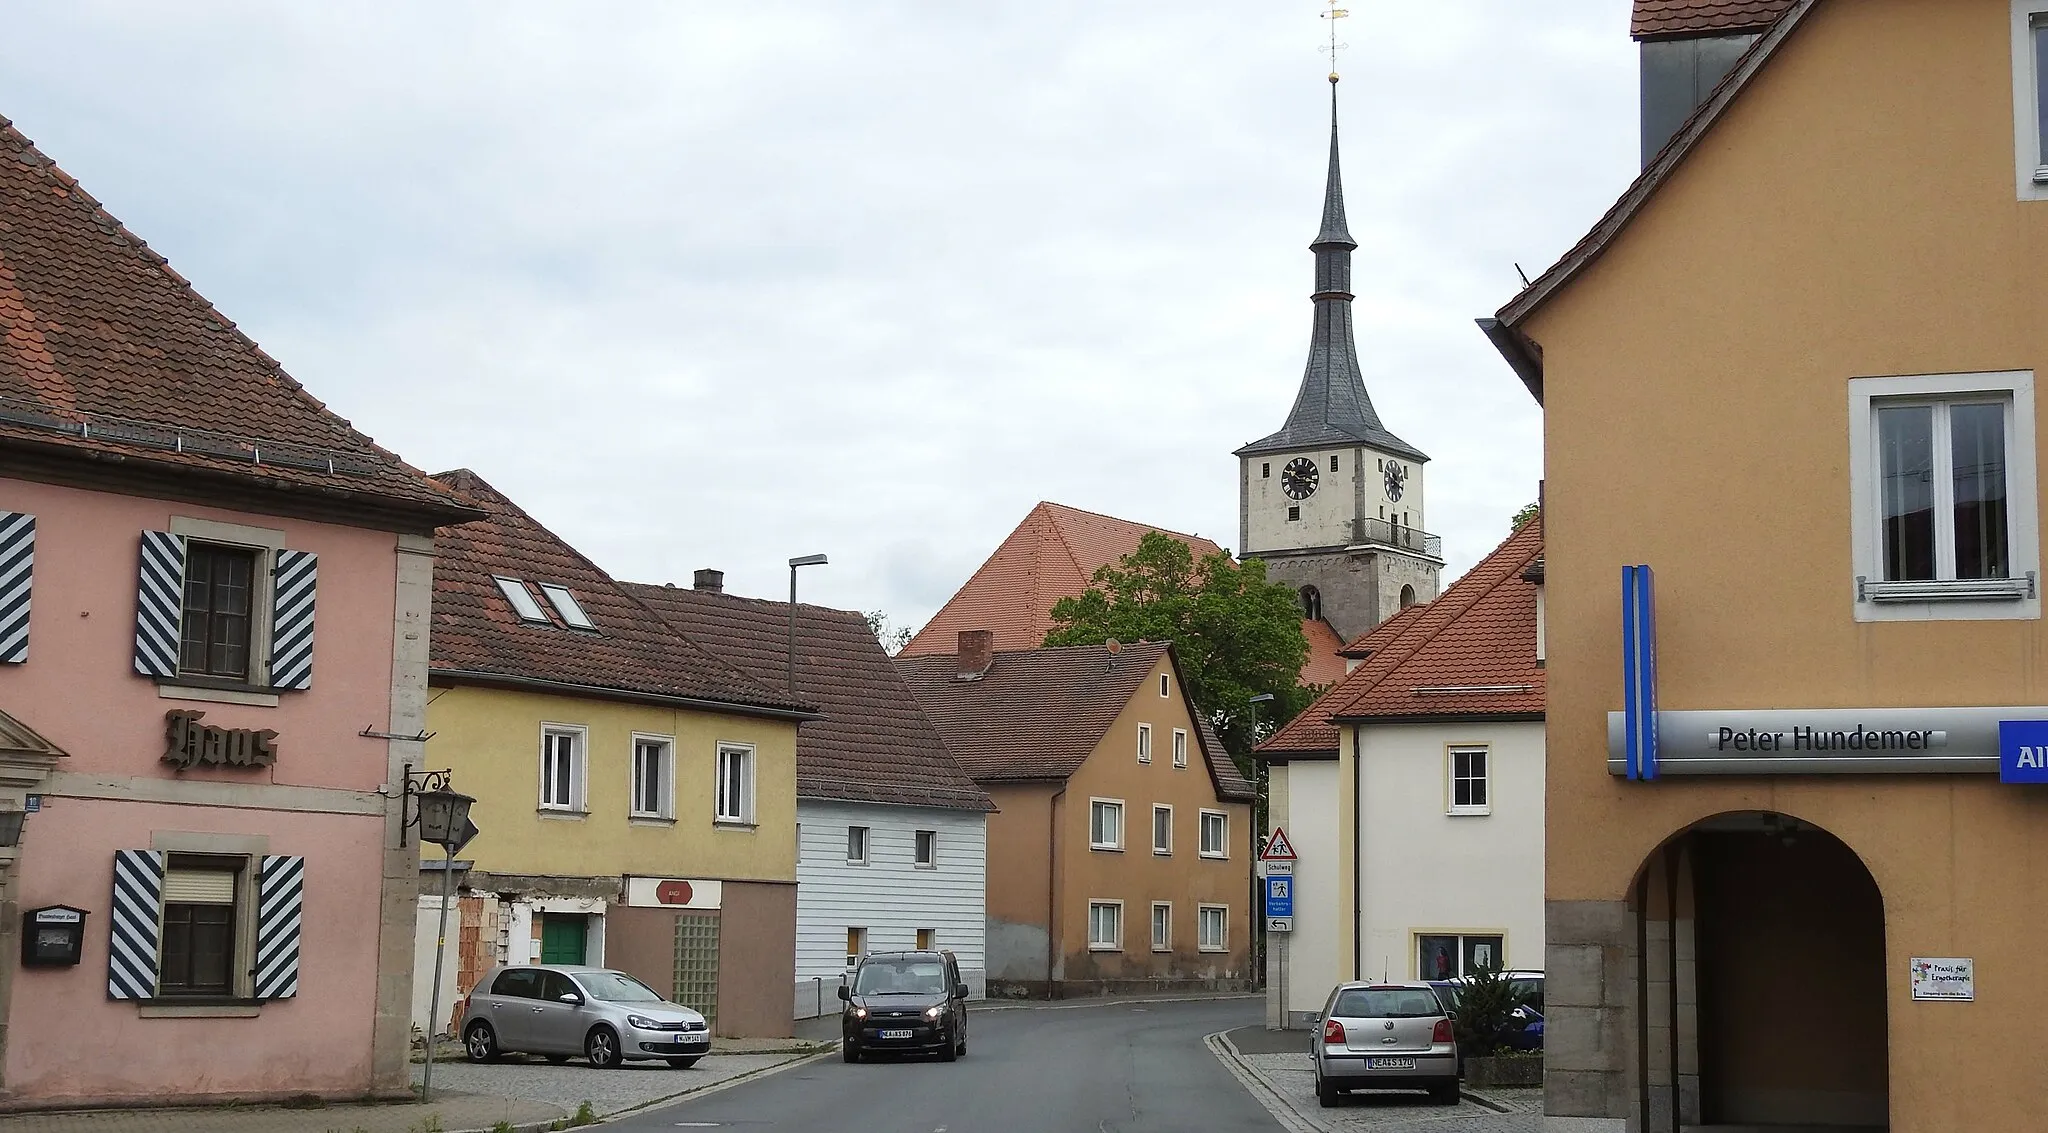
1312,981,1459,1106
459,965,711,1069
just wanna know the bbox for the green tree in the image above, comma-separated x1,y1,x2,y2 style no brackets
1043,532,1316,777
863,610,914,655
1511,501,1540,531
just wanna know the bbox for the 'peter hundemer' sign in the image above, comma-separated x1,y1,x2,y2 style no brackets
163,710,278,769
1606,707,2048,776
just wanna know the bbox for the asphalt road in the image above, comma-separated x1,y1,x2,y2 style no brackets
607,997,1283,1133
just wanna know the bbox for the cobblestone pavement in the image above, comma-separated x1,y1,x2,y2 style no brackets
1220,1043,1546,1133
410,1048,817,1120
0,1092,563,1133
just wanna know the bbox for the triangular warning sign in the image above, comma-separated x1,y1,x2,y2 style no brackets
1262,827,1297,861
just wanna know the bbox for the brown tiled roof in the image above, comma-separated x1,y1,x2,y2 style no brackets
1338,602,1429,659
1633,0,1794,38
428,470,807,715
1301,618,1350,688
901,500,1345,685
623,581,993,812
896,641,1255,802
1261,518,1543,757
0,115,476,531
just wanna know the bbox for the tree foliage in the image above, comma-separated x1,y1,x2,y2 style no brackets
1448,963,1533,1057
863,610,914,655
1511,501,1540,531
1043,532,1317,775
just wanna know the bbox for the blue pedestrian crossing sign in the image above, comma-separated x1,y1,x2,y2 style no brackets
1264,874,1294,919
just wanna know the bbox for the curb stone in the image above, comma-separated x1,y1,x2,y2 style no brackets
973,992,1261,1013
1206,1030,1328,1133
595,1049,835,1124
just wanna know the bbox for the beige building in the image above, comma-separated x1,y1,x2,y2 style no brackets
1482,0,2048,1128
899,635,1255,997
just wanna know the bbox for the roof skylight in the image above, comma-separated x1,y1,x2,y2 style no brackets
493,576,551,624
539,584,596,631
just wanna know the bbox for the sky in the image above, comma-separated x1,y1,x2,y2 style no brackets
0,1,1635,636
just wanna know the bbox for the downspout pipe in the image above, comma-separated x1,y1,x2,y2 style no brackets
1352,723,1363,981
1048,783,1066,999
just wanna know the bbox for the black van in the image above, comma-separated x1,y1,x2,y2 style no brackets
838,949,969,1062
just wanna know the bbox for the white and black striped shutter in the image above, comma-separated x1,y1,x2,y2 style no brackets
133,532,186,678
268,551,316,691
0,512,32,664
254,855,304,1000
108,849,165,1000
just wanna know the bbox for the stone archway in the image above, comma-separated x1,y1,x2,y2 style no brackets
1399,584,1417,608
1628,812,1888,1132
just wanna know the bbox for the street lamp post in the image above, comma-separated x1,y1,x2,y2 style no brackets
412,783,476,1105
786,554,828,696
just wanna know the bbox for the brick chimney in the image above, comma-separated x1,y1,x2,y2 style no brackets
956,630,995,681
692,569,724,594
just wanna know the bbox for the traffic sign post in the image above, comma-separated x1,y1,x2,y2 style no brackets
1262,827,1300,1023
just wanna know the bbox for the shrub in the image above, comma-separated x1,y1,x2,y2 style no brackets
1450,963,1530,1057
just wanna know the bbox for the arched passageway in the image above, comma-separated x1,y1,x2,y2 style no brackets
1630,812,1887,1132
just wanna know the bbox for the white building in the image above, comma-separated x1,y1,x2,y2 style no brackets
1258,517,1544,1027
627,573,994,1020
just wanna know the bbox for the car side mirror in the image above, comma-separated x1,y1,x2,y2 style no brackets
954,983,969,999
837,986,851,1002
559,993,582,1005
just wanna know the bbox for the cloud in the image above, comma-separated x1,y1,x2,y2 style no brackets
0,0,1635,633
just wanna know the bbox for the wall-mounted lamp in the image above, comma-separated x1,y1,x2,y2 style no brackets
0,808,24,849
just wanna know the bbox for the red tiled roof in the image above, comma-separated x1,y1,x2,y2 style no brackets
901,500,1345,686
1261,518,1544,757
624,581,993,812
428,470,806,714
1633,0,1795,38
0,116,476,531
896,642,1255,802
1300,618,1350,688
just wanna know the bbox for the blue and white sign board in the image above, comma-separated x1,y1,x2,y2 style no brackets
1265,874,1294,920
1621,564,1660,780
1999,720,2048,783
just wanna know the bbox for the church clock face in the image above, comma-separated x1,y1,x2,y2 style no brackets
1281,458,1320,501
1383,462,1407,502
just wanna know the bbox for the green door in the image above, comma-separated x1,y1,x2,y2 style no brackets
540,915,587,965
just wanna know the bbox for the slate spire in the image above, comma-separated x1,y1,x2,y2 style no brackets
1236,78,1425,463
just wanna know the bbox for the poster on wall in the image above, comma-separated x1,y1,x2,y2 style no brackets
1909,957,1974,1001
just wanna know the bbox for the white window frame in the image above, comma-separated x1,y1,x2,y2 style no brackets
715,742,755,825
1172,728,1188,769
1089,798,1125,851
1198,904,1228,953
1848,371,2040,621
1137,723,1152,764
1152,804,1173,856
847,825,869,865
2013,0,2048,200
914,829,937,869
538,724,588,813
629,733,675,820
1448,745,1491,816
845,926,867,969
494,575,551,624
1151,902,1173,952
1159,673,1170,698
1088,900,1124,952
1199,809,1229,858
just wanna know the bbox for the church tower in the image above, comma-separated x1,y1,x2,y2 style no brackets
1236,75,1441,645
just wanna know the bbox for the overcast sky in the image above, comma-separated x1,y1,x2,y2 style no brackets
1,1,1632,634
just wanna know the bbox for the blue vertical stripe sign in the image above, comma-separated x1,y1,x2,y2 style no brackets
1622,565,1661,780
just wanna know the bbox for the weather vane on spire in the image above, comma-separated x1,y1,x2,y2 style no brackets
1321,0,1349,83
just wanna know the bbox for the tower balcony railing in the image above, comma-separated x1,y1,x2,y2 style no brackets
1352,517,1442,558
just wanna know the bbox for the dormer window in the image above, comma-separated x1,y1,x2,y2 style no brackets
493,576,550,624
539,584,595,630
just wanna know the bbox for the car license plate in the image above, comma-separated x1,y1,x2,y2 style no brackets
1367,1057,1416,1070
878,1028,913,1039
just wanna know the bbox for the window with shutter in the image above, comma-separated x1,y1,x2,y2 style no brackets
108,850,166,1000
268,550,317,690
160,866,238,996
0,512,33,664
133,533,187,678
254,855,304,1000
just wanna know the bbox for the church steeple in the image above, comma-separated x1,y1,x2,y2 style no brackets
1235,77,1426,464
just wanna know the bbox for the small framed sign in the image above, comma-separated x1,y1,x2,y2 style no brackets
1910,957,1973,1001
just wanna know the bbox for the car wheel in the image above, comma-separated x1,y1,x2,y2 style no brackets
1428,1080,1461,1106
544,1054,569,1064
463,1021,500,1063
585,1026,623,1069
939,1026,958,1062
842,1041,860,1064
1316,1074,1342,1107
955,1033,967,1057
666,1057,700,1069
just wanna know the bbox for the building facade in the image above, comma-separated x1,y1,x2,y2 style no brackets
899,637,1256,997
1259,519,1544,1028
1235,78,1441,645
0,113,479,1106
625,572,993,1021
416,473,810,1040
1482,0,2048,1127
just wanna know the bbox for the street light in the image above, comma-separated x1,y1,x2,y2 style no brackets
787,554,828,696
417,785,476,1105
0,806,25,849
1248,692,1276,744
1246,693,1277,1000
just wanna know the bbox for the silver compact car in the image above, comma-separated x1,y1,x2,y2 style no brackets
459,965,711,1069
1312,982,1459,1106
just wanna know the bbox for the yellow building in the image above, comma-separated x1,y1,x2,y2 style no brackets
1483,0,2048,1127
412,471,811,1039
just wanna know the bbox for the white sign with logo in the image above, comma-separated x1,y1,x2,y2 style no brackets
1910,957,1974,1001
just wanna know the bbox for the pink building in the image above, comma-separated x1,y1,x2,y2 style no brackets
0,113,478,1108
